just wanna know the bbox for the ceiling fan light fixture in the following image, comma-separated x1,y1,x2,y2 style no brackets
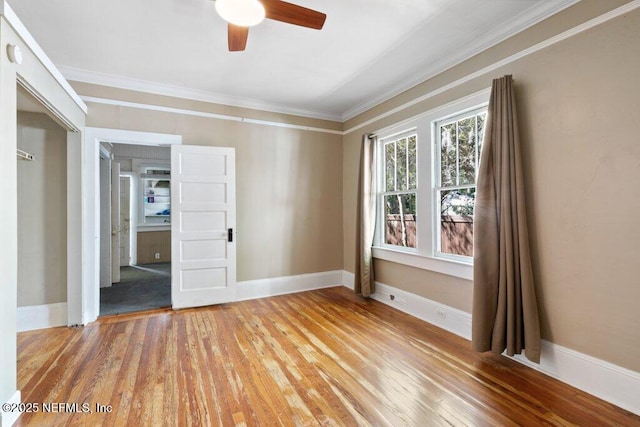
215,0,265,27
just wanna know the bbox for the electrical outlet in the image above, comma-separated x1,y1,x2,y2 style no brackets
154,252,160,259
437,310,446,319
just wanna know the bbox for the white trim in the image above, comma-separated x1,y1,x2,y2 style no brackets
1,4,87,114
371,88,491,143
341,270,640,416
0,390,21,427
81,96,343,136
54,1,578,123
236,270,343,302
372,247,472,281
48,0,639,138
344,0,640,135
341,0,579,121
510,341,640,416
85,127,183,147
372,90,489,279
341,271,471,339
80,128,183,325
17,303,68,332
61,66,340,122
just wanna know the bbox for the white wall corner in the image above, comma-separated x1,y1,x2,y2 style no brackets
341,270,640,416
236,270,344,302
342,270,355,290
0,390,21,427
17,303,68,332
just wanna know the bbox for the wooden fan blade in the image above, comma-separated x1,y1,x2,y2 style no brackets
261,0,326,30
228,24,249,51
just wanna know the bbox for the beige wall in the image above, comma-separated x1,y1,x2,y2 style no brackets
343,0,640,373
73,82,344,282
17,112,68,306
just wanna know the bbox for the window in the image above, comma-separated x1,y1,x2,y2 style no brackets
435,108,486,260
373,90,488,278
381,132,417,249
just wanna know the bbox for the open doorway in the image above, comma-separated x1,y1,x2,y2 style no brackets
16,85,69,328
99,143,172,316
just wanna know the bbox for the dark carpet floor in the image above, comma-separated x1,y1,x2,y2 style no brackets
99,263,171,316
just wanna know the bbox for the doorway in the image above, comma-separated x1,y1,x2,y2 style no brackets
80,129,238,324
98,143,172,316
16,86,69,326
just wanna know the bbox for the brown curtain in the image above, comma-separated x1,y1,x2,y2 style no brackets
354,134,376,297
472,75,541,363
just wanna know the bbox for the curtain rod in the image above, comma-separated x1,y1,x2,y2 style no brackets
16,149,34,161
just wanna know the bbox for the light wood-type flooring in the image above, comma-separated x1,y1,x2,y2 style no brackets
16,287,640,426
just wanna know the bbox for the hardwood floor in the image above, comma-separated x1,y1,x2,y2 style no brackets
16,287,639,426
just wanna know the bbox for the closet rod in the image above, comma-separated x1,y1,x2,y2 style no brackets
16,149,34,161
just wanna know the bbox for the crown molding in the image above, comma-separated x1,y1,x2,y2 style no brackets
340,0,580,121
344,0,640,135
52,0,579,124
59,65,342,123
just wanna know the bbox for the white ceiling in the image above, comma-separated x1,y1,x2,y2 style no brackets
10,0,576,121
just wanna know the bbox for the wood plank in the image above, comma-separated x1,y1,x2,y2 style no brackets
16,287,640,426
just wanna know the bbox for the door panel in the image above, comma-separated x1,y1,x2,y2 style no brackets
171,145,236,309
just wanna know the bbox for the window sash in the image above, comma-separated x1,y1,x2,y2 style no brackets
434,107,486,261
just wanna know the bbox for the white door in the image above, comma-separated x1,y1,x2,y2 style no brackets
171,145,236,309
111,162,121,283
119,176,131,266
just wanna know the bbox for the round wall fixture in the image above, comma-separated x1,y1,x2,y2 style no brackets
7,44,23,64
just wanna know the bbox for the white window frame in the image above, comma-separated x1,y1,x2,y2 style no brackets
377,128,419,254
434,106,487,264
372,89,490,280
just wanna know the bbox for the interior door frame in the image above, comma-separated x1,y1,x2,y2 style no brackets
118,176,137,267
110,161,121,283
98,145,112,288
79,128,182,324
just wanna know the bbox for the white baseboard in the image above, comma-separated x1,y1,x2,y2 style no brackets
341,270,640,416
510,341,640,416
236,270,343,302
17,302,68,332
341,271,471,339
0,390,21,427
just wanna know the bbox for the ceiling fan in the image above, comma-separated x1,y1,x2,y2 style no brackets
213,0,326,51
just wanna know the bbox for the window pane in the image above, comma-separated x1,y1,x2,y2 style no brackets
439,188,475,256
385,142,395,192
440,123,456,186
408,135,417,190
458,117,476,185
396,138,408,191
385,193,416,248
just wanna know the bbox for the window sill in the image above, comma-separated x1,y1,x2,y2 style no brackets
372,247,473,280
